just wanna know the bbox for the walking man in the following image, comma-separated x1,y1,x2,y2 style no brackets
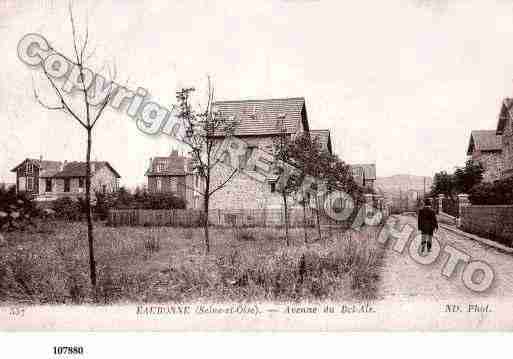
418,198,438,253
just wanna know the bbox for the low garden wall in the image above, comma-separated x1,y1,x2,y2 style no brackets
460,205,513,246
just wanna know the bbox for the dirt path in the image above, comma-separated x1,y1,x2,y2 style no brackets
378,215,513,301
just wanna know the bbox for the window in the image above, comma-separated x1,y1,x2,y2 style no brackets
156,178,162,191
26,177,34,191
45,179,52,192
102,185,107,193
78,178,84,188
157,163,166,172
270,182,276,193
26,163,33,175
64,179,70,192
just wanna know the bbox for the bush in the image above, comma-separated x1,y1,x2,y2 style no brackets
52,197,83,221
96,187,186,213
0,186,38,231
135,192,186,210
469,177,513,205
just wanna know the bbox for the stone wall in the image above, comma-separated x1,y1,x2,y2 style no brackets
209,161,287,210
460,205,513,245
473,151,504,182
91,166,119,193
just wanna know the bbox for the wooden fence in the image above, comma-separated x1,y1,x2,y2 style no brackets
107,208,347,228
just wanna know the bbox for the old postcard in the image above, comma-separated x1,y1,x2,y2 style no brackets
1,0,513,332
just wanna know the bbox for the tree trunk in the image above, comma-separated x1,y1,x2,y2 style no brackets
282,192,289,246
315,193,322,241
302,195,307,244
85,128,97,290
203,194,210,254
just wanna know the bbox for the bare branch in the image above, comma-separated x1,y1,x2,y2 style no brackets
69,3,81,66
79,11,89,63
90,90,113,128
40,65,88,130
209,168,238,197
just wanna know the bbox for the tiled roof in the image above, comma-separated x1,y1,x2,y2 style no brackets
467,130,502,155
10,158,61,174
350,164,376,180
310,129,332,154
53,161,121,178
213,97,308,136
38,160,63,178
146,152,193,176
11,159,120,178
497,98,513,134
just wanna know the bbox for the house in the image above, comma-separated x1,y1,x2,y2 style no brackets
466,130,503,182
145,150,204,209
207,97,312,210
10,158,121,200
350,164,376,190
155,97,350,213
496,98,513,179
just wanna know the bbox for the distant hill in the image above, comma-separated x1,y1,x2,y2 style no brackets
375,174,433,199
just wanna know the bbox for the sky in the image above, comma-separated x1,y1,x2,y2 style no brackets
2,0,513,187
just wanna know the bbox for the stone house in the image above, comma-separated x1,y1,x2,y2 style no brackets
350,164,376,190
208,97,313,210
10,158,121,200
145,150,204,209
496,98,513,179
154,98,344,213
466,130,503,182
194,97,322,209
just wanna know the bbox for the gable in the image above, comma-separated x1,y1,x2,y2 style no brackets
146,154,193,176
497,98,513,134
10,158,61,174
467,130,502,155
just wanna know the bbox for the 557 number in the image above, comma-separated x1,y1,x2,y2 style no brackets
53,346,84,355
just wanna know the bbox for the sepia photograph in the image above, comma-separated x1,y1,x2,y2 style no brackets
0,0,513,334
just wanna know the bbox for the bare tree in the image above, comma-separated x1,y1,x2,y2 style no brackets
33,4,116,291
176,80,238,254
272,126,301,247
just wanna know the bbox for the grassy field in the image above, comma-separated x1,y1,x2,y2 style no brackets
0,222,385,304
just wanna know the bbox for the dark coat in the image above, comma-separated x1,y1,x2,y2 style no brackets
418,206,438,235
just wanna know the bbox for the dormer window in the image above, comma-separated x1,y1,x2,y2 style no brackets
157,163,165,172
27,163,34,174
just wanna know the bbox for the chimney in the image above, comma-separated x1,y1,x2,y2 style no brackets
149,157,153,171
39,155,43,162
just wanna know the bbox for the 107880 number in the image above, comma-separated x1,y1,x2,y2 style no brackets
53,346,84,355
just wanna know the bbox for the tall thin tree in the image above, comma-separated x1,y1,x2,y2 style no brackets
33,4,116,290
176,80,238,254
